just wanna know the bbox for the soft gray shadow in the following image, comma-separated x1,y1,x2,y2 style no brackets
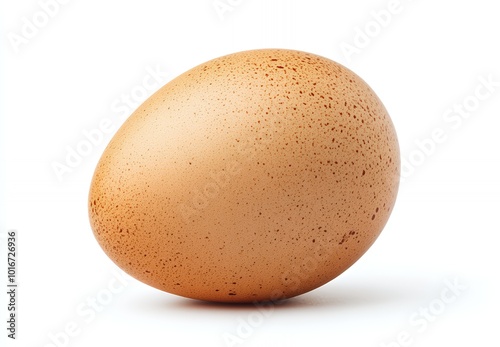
156,278,425,313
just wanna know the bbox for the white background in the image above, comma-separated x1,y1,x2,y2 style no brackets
1,0,499,346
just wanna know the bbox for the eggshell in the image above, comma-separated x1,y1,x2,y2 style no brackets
89,49,400,303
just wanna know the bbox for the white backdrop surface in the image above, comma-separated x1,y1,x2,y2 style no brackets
1,1,499,346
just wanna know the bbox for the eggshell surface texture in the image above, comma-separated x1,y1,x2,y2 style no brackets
89,49,400,303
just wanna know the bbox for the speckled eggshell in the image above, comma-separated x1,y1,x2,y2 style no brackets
89,49,400,303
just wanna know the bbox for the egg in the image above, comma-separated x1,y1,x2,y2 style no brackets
89,49,400,303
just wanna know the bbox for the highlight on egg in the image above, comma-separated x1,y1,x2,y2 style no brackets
88,49,400,303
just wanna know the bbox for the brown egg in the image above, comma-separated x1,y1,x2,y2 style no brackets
89,49,400,303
